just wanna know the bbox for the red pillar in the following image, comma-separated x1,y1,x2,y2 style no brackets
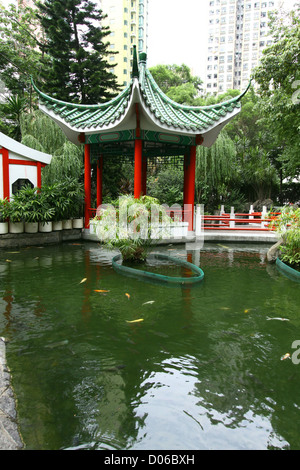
84,143,91,229
97,155,103,208
37,162,42,189
183,146,196,231
183,151,189,207
134,139,143,199
1,148,10,200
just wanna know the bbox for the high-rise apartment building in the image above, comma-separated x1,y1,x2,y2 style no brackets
204,0,280,95
99,0,149,87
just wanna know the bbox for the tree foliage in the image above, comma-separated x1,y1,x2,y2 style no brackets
149,64,203,105
253,4,300,178
0,3,43,97
36,0,121,103
20,110,83,185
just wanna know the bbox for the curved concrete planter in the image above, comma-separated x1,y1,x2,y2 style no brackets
72,218,83,229
39,221,52,233
112,253,204,286
9,221,24,234
0,222,9,234
52,221,63,231
62,219,72,230
276,257,300,282
25,222,39,234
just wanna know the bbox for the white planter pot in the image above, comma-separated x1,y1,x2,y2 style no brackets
9,221,24,234
62,219,72,230
52,221,63,231
39,221,53,233
25,222,39,234
0,222,9,234
72,218,83,229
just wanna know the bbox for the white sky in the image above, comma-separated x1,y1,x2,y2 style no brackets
147,0,209,78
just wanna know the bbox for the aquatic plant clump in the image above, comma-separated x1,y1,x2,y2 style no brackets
93,195,174,262
268,205,300,271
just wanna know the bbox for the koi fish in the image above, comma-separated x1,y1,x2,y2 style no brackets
125,293,130,299
79,278,87,284
126,319,144,324
5,259,12,263
94,289,110,293
244,309,250,313
281,353,291,361
142,301,155,305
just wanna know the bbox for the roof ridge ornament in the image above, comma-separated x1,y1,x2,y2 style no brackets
131,45,139,79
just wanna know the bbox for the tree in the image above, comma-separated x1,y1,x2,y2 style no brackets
149,64,203,105
0,94,27,140
0,3,44,98
19,110,83,185
36,0,121,104
253,4,300,179
147,167,184,207
196,131,239,212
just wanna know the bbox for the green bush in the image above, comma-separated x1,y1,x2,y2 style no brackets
93,195,172,262
268,205,300,269
0,198,10,222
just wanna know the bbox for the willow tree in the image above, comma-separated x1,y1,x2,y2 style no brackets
196,131,239,212
20,110,83,185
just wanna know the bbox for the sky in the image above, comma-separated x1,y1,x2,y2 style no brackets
147,0,209,78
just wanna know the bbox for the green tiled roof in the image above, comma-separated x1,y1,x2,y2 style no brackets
32,46,250,136
31,80,133,130
139,64,249,132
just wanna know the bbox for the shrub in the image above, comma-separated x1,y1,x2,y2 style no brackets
93,195,173,262
268,205,300,269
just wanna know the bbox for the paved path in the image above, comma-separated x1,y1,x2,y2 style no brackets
0,338,23,450
83,228,277,245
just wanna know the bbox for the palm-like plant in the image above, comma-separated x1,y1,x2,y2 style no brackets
12,185,54,223
0,198,10,222
2,94,27,140
94,195,173,262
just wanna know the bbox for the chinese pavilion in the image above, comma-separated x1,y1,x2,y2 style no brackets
32,46,249,231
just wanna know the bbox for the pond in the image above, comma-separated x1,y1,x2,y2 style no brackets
0,241,299,450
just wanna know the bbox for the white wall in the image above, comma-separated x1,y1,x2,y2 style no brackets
9,164,37,198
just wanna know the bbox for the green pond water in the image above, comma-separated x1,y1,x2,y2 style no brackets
0,241,300,450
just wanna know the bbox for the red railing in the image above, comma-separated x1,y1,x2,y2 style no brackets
203,211,280,231
87,206,280,233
